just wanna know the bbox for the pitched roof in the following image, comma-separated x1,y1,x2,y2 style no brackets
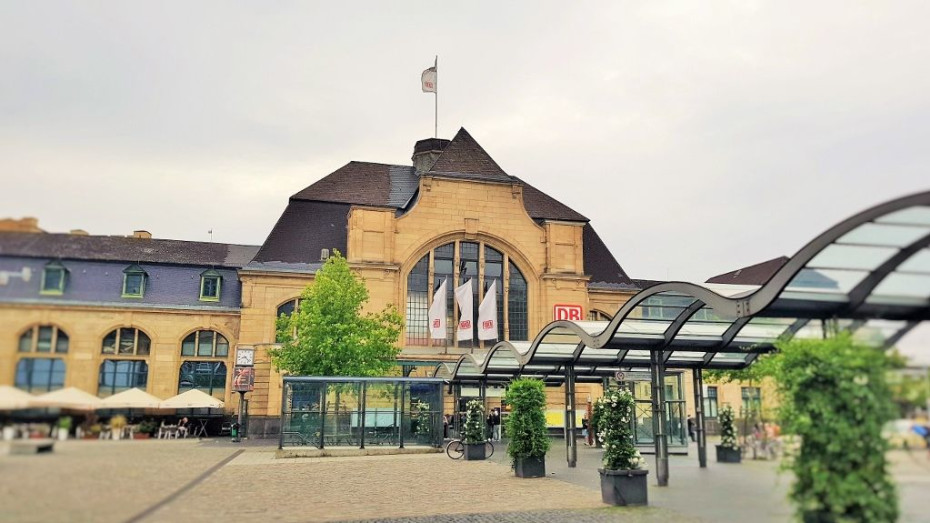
427,128,510,181
583,224,633,286
520,180,588,222
291,161,397,206
0,232,259,268
251,200,349,265
705,256,789,285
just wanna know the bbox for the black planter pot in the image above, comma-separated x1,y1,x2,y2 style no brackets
464,443,487,461
598,468,648,506
716,445,742,463
514,456,545,478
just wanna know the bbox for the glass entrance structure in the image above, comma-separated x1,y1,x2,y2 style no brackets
280,376,444,449
627,373,688,453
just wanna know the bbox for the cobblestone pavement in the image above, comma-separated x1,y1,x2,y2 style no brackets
3,438,927,523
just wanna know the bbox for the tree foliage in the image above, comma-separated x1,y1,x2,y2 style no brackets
504,378,550,460
595,388,646,470
776,334,898,523
718,405,739,450
463,399,486,444
270,251,403,377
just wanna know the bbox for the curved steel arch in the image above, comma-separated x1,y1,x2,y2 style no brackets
435,190,930,383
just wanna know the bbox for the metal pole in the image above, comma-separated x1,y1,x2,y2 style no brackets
359,382,367,450
279,382,286,450
692,368,707,468
565,365,577,468
433,55,438,138
479,380,487,439
399,382,406,449
235,391,245,442
319,384,326,449
651,352,669,486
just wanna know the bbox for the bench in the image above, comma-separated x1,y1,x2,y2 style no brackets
7,439,55,455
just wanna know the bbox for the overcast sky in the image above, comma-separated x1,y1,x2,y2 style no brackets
2,2,928,358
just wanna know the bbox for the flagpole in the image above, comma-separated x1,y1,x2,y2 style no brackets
434,55,438,138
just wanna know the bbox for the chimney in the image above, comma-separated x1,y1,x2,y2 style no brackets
133,230,152,239
412,138,449,174
69,229,89,236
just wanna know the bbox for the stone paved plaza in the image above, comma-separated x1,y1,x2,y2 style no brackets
1,438,928,522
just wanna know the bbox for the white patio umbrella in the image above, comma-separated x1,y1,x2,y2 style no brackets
0,385,35,410
159,389,224,409
98,388,164,410
31,387,102,410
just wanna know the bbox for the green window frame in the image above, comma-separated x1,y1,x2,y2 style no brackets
122,264,147,298
199,269,222,302
40,261,67,295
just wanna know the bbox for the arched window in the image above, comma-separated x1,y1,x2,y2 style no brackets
587,310,611,321
102,327,151,355
275,298,302,343
181,330,229,357
15,358,66,392
98,360,149,397
19,325,69,353
405,241,529,346
178,361,227,397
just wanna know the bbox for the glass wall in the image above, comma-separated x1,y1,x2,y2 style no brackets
623,372,688,452
280,377,444,449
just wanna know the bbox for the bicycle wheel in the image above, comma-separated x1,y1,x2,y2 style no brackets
446,439,465,459
485,440,494,458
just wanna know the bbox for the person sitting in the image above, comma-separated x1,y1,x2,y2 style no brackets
177,417,189,438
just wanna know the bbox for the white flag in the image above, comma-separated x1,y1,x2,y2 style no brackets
454,279,473,341
421,64,437,93
428,278,448,339
478,280,498,341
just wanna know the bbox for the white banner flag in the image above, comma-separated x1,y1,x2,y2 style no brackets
454,279,473,341
478,280,498,341
421,65,437,93
428,278,448,339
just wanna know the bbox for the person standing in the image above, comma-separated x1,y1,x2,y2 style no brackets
687,416,696,442
488,408,502,441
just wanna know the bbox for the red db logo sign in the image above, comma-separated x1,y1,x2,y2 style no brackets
554,304,583,321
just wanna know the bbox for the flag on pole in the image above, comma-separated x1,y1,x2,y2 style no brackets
454,279,473,341
478,280,498,341
421,60,437,93
428,278,448,339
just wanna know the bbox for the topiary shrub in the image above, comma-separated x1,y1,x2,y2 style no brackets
596,388,646,470
719,405,739,450
505,378,550,462
776,334,898,522
463,399,486,444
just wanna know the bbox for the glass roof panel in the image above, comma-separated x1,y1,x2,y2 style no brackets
624,350,651,358
668,351,708,361
870,273,930,299
735,317,795,342
786,268,869,293
874,206,930,226
571,321,611,336
853,319,908,347
615,319,671,335
678,321,733,337
533,343,578,359
806,244,898,271
899,249,930,274
837,222,930,248
578,347,622,361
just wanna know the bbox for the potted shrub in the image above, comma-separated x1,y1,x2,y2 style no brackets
596,387,649,506
715,405,741,463
591,398,605,449
135,420,157,439
110,415,128,440
86,423,102,440
504,378,550,478
462,399,487,460
57,416,72,441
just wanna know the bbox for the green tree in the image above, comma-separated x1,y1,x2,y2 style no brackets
271,251,403,376
776,334,898,522
504,378,550,462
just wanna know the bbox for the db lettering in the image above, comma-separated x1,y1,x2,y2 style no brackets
554,304,583,321
432,319,441,328
482,320,494,329
459,320,472,329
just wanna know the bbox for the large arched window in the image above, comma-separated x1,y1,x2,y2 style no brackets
15,358,66,392
98,360,149,397
19,325,69,354
180,330,229,357
178,361,227,397
102,327,151,356
275,298,302,343
405,241,529,346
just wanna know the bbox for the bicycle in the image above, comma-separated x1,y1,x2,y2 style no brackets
445,438,494,459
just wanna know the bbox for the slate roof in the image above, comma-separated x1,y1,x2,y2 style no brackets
0,232,259,268
705,256,789,285
258,127,629,285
